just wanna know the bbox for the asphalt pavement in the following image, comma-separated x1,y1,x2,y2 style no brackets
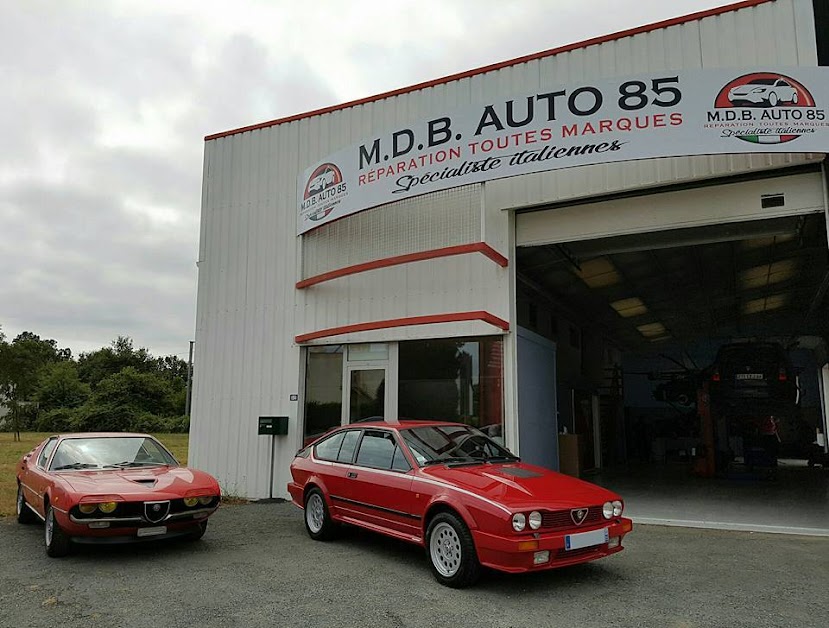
0,501,826,628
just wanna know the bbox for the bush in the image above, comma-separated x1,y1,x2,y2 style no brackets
35,407,78,433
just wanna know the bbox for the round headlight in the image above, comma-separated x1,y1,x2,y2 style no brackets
512,513,526,532
198,496,213,506
612,500,623,517
98,502,117,514
528,511,542,530
183,497,199,507
602,502,613,519
78,503,96,514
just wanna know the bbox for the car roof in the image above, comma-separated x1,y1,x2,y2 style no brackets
53,432,155,440
338,420,469,431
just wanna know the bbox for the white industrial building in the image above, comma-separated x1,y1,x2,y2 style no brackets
191,0,829,533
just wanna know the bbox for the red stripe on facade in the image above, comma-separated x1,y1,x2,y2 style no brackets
295,311,510,344
206,0,773,141
296,242,508,289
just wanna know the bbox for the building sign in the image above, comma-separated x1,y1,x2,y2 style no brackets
297,67,829,234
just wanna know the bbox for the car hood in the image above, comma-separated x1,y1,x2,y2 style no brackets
55,466,219,498
421,462,619,510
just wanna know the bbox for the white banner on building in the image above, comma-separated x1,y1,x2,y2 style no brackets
297,68,829,234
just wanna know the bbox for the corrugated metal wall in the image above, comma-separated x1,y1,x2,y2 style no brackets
192,0,822,499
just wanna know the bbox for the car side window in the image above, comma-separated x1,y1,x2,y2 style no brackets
391,445,411,471
355,431,396,469
37,438,58,469
337,430,361,463
315,432,345,462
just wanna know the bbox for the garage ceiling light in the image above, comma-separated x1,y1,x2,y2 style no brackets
610,297,648,318
636,322,667,338
743,293,788,314
575,258,621,288
739,259,797,290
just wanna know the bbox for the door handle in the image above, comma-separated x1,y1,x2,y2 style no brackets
347,471,358,479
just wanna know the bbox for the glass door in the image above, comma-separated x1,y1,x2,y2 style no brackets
346,367,387,423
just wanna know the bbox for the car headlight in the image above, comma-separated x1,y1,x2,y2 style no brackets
528,511,542,530
198,496,214,506
602,502,614,519
98,502,117,514
612,500,623,517
751,88,765,93
183,497,199,507
512,513,526,532
78,503,97,514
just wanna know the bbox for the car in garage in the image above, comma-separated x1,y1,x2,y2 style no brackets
16,433,221,557
708,341,799,412
288,420,632,588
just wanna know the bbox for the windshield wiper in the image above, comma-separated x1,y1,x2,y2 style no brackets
54,463,100,470
103,461,161,469
422,456,485,467
484,455,521,463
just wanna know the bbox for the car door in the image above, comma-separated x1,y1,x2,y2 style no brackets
310,429,362,518
22,437,58,516
341,429,419,538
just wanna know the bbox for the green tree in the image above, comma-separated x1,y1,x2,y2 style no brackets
77,336,154,387
34,361,91,412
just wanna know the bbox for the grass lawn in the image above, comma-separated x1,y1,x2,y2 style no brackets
0,432,189,518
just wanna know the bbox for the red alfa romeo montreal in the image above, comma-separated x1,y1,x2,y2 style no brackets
288,421,632,587
16,433,221,557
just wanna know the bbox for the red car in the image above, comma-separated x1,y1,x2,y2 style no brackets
288,421,632,588
15,433,221,557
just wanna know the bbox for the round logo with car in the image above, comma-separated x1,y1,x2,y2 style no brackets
301,163,348,222
710,72,823,144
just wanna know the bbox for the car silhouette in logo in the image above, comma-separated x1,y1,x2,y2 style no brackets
308,169,336,195
728,77,799,107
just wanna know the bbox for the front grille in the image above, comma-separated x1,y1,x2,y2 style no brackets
541,506,603,531
71,497,218,522
556,545,605,560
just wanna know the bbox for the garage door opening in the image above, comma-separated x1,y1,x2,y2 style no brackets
515,209,829,535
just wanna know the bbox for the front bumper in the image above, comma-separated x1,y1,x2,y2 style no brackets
729,92,765,104
473,517,632,574
57,507,215,543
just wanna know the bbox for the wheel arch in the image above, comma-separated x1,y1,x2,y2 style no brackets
423,498,479,537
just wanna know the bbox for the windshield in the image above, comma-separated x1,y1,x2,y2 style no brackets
50,437,177,471
747,78,776,86
400,425,518,466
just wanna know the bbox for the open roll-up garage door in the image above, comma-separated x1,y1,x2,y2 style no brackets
516,171,826,247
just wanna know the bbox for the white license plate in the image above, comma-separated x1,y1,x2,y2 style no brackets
137,526,167,538
565,527,609,551
735,373,763,380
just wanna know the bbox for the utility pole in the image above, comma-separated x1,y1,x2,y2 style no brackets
184,340,195,416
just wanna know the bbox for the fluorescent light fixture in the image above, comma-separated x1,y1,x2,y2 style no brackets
739,259,797,290
610,297,648,318
576,258,620,288
743,294,788,314
637,322,667,338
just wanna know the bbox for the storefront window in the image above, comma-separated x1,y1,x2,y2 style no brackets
304,346,344,441
398,337,504,441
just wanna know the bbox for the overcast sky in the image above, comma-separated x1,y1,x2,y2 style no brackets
1,0,732,359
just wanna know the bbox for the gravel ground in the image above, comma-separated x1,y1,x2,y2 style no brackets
1,501,827,628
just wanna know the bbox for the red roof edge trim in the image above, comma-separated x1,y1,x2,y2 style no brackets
294,311,510,344
205,0,773,142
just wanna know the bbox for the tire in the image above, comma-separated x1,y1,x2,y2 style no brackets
304,488,337,541
426,511,481,588
186,521,208,541
16,484,36,524
45,503,71,558
792,92,799,105
768,92,779,107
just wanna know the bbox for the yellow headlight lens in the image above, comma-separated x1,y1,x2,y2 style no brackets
198,496,213,506
98,502,117,514
183,497,199,507
79,504,97,514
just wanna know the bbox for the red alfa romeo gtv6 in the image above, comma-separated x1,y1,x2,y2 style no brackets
288,420,632,588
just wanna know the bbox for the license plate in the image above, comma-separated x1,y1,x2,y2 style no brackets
565,527,609,551
735,373,763,380
137,526,167,538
